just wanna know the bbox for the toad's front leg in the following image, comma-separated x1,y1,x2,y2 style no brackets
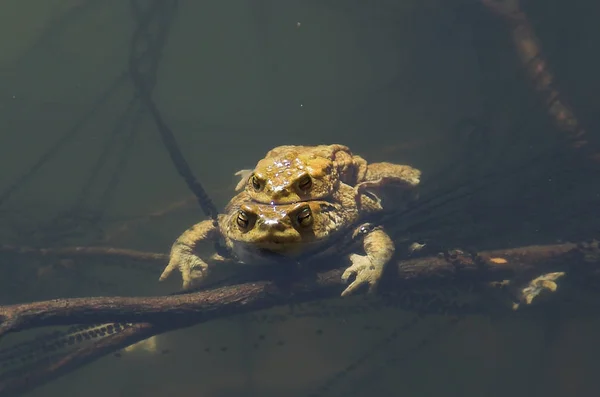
341,224,394,297
361,162,421,189
159,219,221,290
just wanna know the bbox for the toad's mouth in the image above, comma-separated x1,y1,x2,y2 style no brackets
235,238,328,255
253,239,319,250
252,241,329,260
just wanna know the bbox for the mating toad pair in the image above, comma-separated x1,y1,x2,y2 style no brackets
159,144,421,297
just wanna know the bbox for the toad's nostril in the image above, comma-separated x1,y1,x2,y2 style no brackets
265,220,287,231
271,186,289,196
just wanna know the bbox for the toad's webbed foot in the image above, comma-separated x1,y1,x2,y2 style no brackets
234,169,253,191
160,248,211,290
341,225,394,297
512,272,565,310
159,220,218,290
361,162,422,189
341,253,383,296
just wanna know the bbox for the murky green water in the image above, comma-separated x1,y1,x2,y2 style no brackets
0,1,599,396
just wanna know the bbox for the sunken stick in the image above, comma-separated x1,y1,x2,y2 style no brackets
481,0,600,163
0,240,598,397
0,241,596,338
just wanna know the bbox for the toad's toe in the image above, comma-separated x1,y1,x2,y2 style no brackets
513,272,565,310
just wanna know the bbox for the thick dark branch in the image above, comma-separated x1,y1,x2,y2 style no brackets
0,241,594,338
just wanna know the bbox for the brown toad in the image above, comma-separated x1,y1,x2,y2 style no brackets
235,144,421,205
159,184,394,296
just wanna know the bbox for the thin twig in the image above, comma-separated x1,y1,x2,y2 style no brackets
128,0,220,222
0,244,167,264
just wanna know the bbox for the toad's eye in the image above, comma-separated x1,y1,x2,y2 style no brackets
251,175,263,191
296,206,313,227
236,210,250,230
297,174,312,192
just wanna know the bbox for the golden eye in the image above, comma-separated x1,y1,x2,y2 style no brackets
236,210,250,230
251,175,263,191
297,175,312,192
296,207,313,227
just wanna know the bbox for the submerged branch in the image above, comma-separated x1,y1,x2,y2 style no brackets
0,240,598,396
0,241,597,338
0,244,167,264
481,0,600,163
